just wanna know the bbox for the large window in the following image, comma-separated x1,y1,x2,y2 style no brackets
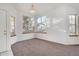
36,16,47,33
23,16,48,34
69,15,79,37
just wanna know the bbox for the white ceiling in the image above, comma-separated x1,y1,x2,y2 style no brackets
13,3,79,16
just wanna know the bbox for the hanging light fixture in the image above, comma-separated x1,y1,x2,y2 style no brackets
30,4,36,14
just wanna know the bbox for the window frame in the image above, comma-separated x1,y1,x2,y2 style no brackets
22,15,47,34
10,16,16,37
69,15,79,37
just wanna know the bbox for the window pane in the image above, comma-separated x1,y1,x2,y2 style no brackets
69,15,75,24
10,16,16,37
69,25,75,33
69,15,76,35
36,16,47,32
23,16,34,33
23,15,47,33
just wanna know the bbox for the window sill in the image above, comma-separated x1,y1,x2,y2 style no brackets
69,35,79,37
22,32,47,34
10,34,16,37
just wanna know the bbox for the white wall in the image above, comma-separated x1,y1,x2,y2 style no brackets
8,3,79,45
15,10,34,43
0,4,34,52
12,3,79,45
0,3,79,47
36,4,79,45
0,4,17,51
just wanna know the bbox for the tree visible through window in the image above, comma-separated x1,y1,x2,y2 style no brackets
23,15,48,34
36,16,47,33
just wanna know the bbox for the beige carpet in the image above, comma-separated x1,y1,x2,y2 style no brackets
11,38,79,56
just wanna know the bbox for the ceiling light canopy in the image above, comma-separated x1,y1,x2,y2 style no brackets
30,4,37,14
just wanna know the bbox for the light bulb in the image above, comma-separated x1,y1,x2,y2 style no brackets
30,9,36,14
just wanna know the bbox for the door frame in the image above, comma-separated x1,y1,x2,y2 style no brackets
0,8,8,52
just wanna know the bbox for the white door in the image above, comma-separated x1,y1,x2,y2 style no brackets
0,10,7,52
